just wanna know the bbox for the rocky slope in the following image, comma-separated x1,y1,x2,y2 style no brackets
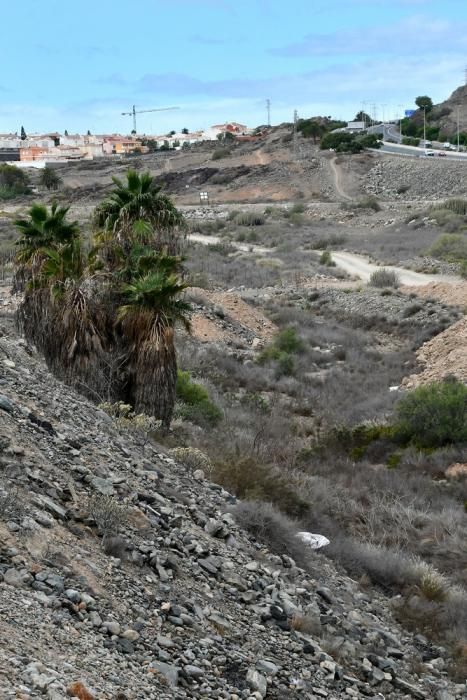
365,158,467,200
428,84,467,139
0,290,466,700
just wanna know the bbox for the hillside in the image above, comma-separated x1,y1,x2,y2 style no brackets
1,286,466,700
3,115,467,700
430,84,467,139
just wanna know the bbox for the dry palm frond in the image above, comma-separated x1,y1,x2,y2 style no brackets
117,272,191,426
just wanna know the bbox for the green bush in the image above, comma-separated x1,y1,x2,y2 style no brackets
176,370,222,425
319,250,335,266
402,137,420,147
394,379,467,448
433,198,467,216
212,148,231,161
358,133,382,150
344,196,380,212
235,211,265,226
290,202,305,214
258,328,304,377
320,132,355,151
0,164,31,199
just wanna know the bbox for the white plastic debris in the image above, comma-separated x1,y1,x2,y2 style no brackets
296,532,330,549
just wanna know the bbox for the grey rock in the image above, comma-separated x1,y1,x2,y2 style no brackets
246,668,267,698
392,677,428,699
0,394,14,412
91,476,115,496
256,660,279,676
105,620,121,636
149,660,180,687
4,568,33,587
184,665,205,678
31,494,67,520
65,589,81,603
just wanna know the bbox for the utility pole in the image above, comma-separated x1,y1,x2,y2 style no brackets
423,106,426,144
381,104,387,124
398,103,404,141
293,109,299,160
266,99,271,127
457,104,460,152
361,101,366,129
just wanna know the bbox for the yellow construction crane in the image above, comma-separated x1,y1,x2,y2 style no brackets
121,105,180,135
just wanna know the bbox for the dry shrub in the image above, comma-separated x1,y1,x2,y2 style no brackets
88,495,128,537
231,500,315,571
170,446,212,473
214,456,309,517
0,480,23,521
369,268,400,288
290,612,321,636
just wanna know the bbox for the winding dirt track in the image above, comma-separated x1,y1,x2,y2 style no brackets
329,251,462,286
189,235,462,287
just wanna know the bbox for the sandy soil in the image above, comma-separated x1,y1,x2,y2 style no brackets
403,317,467,387
188,288,277,345
400,281,467,306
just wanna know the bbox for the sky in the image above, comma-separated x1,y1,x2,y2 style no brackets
1,0,467,135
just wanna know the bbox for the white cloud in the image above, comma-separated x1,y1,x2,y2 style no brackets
270,16,467,57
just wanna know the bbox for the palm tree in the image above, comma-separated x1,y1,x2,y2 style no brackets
93,170,184,256
118,271,190,427
40,166,62,191
14,203,79,291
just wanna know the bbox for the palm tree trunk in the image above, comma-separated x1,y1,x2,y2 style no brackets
132,327,177,428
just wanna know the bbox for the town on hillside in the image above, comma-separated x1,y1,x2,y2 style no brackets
0,122,253,167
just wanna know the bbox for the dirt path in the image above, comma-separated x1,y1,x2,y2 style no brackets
189,234,462,287
329,251,462,286
330,158,352,201
188,233,273,255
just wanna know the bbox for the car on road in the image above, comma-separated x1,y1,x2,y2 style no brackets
438,151,446,157
424,150,435,156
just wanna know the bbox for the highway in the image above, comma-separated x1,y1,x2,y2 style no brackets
366,122,467,160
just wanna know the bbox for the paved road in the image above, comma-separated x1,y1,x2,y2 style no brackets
366,123,467,160
329,251,462,286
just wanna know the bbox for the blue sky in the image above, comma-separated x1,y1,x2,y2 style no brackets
1,0,466,135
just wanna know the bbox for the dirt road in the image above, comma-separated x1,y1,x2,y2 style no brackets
188,233,273,254
189,234,462,287
330,251,462,286
329,158,352,201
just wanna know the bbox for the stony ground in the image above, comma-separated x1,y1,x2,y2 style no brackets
364,158,467,200
1,290,466,700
